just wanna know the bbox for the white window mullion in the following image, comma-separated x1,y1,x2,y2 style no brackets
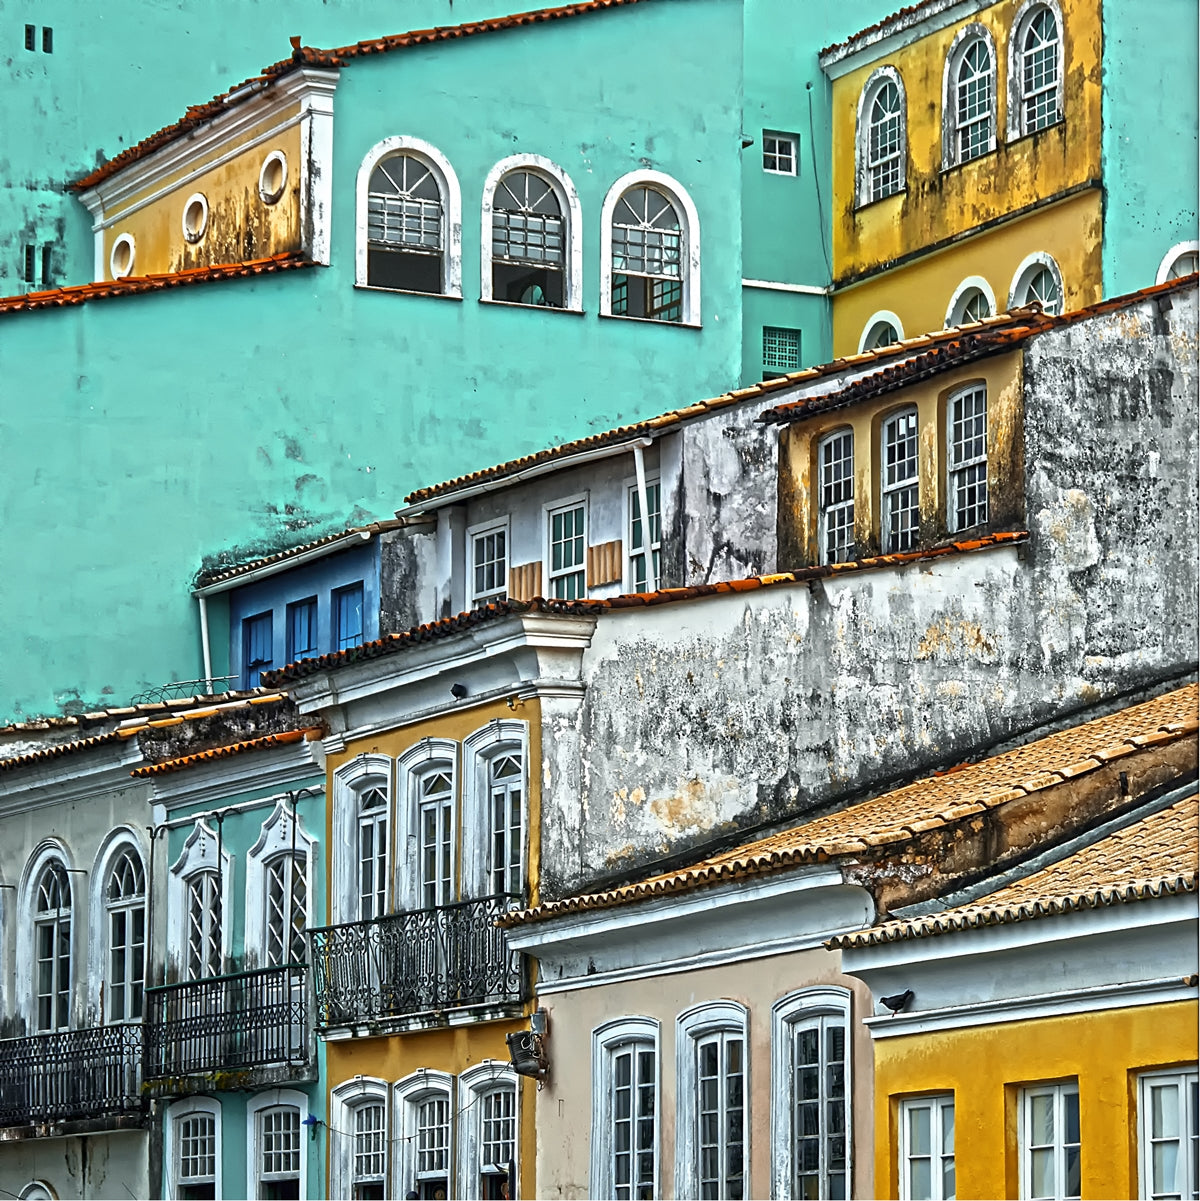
818,430,855,565
900,1095,955,1201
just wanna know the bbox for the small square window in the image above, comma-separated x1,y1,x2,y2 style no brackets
763,132,798,176
333,584,364,651
763,326,802,376
286,597,318,662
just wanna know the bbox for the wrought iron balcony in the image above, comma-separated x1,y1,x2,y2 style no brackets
310,893,527,1028
0,1023,144,1128
144,962,309,1086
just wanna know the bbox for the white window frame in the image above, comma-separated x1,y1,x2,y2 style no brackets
945,275,997,327
245,798,316,967
675,1001,749,1201
947,382,989,533
480,154,582,311
1019,1080,1081,1201
467,517,511,608
881,405,921,554
600,170,701,326
941,24,998,169
858,310,905,353
1007,0,1065,140
770,986,852,1201
166,1095,223,1201
762,132,798,177
591,1016,661,1201
817,428,856,566
87,827,149,1026
331,755,393,926
462,720,529,902
395,1069,456,1201
856,66,907,206
1008,252,1064,314
1137,1066,1198,1201
166,821,233,984
355,135,463,297
395,739,459,912
623,474,663,594
543,493,590,601
16,841,78,1034
899,1094,955,1201
330,1075,389,1201
32,860,72,1033
457,1061,521,1200
1155,240,1200,285
247,1089,309,1200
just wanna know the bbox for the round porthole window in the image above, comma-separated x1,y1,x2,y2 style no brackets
109,233,136,280
259,151,288,205
182,193,209,244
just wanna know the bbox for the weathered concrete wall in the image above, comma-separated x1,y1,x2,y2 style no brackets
0,1129,149,1201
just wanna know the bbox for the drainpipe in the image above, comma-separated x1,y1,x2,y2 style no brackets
632,444,657,591
197,594,214,694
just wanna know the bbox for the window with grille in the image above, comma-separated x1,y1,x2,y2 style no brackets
480,1087,517,1199
818,430,855,565
548,500,587,599
900,1095,955,1201
367,152,445,294
951,38,994,163
791,1013,849,1199
492,170,565,307
762,133,797,176
1016,264,1063,315
177,1110,218,1201
258,1105,302,1200
488,752,524,897
265,854,307,966
334,583,365,651
1019,1082,1080,1200
1020,7,1061,134
416,1094,451,1197
186,870,222,981
243,611,273,687
107,848,145,1022
34,865,71,1031
868,80,904,200
352,1102,387,1200
418,768,454,909
628,480,662,593
863,319,901,351
471,523,508,606
1138,1067,1199,1201
287,597,318,662
948,385,988,532
948,285,992,326
611,186,683,323
357,785,389,921
763,326,802,377
882,408,920,553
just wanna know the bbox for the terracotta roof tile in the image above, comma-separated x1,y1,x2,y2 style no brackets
819,0,948,60
831,793,1199,949
130,727,323,777
0,253,315,318
500,684,1199,926
0,730,127,773
265,531,1027,684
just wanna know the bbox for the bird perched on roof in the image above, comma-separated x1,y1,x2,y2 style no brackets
880,989,914,1015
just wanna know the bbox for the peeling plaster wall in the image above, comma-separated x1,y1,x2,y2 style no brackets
0,1129,149,1201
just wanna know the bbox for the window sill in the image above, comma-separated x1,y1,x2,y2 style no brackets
763,168,798,178
599,311,701,330
1005,116,1065,147
854,186,907,213
354,283,462,301
478,298,585,315
939,145,998,174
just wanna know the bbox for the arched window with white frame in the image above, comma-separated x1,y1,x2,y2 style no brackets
591,1016,660,1200
945,276,996,327
463,721,529,904
1156,240,1200,284
166,1095,222,1201
167,821,231,984
330,1076,389,1201
942,25,997,168
396,740,459,912
675,1001,749,1201
482,155,582,311
33,862,72,1032
395,1070,455,1201
858,311,904,353
1008,253,1064,314
457,1062,520,1200
245,799,316,968
331,755,393,925
105,846,145,1021
601,170,701,326
247,1089,308,1200
856,68,907,206
356,136,462,297
1008,0,1064,138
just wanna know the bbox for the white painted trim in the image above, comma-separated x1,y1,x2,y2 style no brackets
857,309,906,352
1007,250,1064,313
246,1088,309,1200
1006,0,1065,141
456,1061,521,1200
762,131,799,177
394,1069,456,1200
17,840,80,1032
259,150,289,204
599,169,701,326
622,471,662,594
355,134,463,296
165,1095,223,1200
244,799,315,966
770,987,853,1200
741,278,829,295
855,66,908,208
299,72,337,266
109,232,136,280
1017,1080,1078,1200
166,819,234,980
395,739,459,910
331,754,393,925
329,1075,389,1201
944,274,996,326
941,23,999,171
1156,240,1200,285
591,1016,661,1200
1137,1067,1200,1201
87,826,149,1025
18,1183,57,1201
461,720,528,899
542,491,590,600
466,515,511,607
479,154,582,311
181,192,209,244
674,1000,750,1200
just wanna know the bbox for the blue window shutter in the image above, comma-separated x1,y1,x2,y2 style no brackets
334,584,364,651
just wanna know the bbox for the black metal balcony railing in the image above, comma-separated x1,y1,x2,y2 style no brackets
0,1023,144,1127
144,963,309,1080
310,893,527,1027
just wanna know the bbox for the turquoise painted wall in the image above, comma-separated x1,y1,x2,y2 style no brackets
0,0,745,721
1100,0,1199,295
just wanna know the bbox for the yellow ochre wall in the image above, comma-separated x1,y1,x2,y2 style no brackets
829,0,1103,353
101,108,303,277
777,350,1024,566
873,1000,1199,1200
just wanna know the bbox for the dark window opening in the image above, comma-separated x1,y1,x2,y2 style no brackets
366,247,442,295
24,25,34,50
178,1188,216,1201
22,244,36,284
243,611,273,687
492,262,563,307
482,1172,511,1200
41,26,52,53
352,1188,385,1201
417,1180,448,1200
40,244,52,288
261,1183,300,1201
612,275,681,322
287,597,318,662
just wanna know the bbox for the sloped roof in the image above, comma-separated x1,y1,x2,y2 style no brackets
830,792,1199,950
499,683,1200,925
130,726,323,776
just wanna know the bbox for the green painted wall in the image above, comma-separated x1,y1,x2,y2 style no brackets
1100,0,1199,295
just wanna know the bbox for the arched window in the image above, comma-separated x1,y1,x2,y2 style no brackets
266,855,307,966
602,171,701,325
356,137,462,297
943,26,997,167
1009,253,1064,314
1009,1,1063,137
186,870,222,981
167,821,229,985
945,277,996,326
34,864,71,1031
332,755,392,925
487,752,524,898
330,1076,389,1201
857,68,906,205
245,799,315,969
247,1090,309,1200
462,721,529,902
457,1063,521,1200
858,312,904,353
1156,241,1200,284
417,765,455,909
395,1071,455,1201
357,784,389,921
591,1017,660,1200
167,1096,222,1200
106,848,145,1022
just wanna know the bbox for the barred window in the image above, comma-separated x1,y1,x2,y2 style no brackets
882,408,920,553
611,186,683,323
367,152,445,294
950,36,995,164
818,430,855,565
353,1102,387,1200
763,326,801,376
1019,7,1061,134
492,170,565,307
948,385,988,532
868,80,904,200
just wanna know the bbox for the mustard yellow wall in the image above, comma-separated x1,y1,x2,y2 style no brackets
873,1001,1199,1200
832,189,1102,355
101,109,303,277
777,350,1024,566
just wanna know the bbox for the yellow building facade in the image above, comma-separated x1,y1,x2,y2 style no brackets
821,0,1103,355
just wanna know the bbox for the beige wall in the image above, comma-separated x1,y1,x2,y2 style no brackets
533,947,873,1199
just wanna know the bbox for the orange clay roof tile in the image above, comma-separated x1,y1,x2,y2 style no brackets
500,684,1199,926
831,793,1199,949
130,727,323,777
